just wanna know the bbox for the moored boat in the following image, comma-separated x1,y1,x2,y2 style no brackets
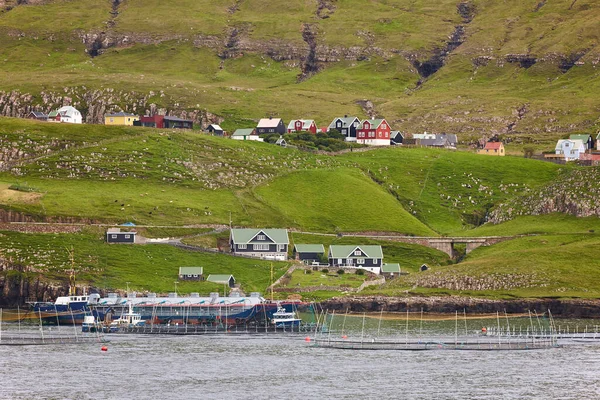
271,305,302,328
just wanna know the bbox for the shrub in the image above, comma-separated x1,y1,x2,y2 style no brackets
321,268,329,273
337,269,345,275
356,269,365,275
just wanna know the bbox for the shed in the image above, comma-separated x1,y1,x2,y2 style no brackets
420,264,429,272
106,228,136,244
207,124,224,136
207,274,236,288
178,267,204,281
28,111,48,121
293,244,325,264
232,128,263,141
275,135,287,147
381,263,401,278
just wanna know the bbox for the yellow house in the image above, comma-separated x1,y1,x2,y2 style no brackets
104,112,139,126
477,142,505,156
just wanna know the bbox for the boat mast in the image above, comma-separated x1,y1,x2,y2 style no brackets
67,247,76,297
270,263,274,302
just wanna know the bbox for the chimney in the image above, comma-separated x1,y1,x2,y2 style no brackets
344,114,348,118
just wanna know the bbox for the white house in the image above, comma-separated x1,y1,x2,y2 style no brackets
555,139,585,161
231,128,263,142
49,106,82,124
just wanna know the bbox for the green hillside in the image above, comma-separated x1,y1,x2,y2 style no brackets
0,0,599,142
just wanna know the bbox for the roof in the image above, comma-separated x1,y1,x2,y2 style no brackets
361,119,386,129
420,138,448,147
390,131,404,139
484,142,503,150
294,244,325,253
179,267,203,275
230,228,289,244
412,133,436,140
56,106,80,117
48,110,59,117
208,124,223,131
287,119,315,131
106,228,136,235
381,263,401,273
257,118,282,128
556,139,585,150
232,128,255,137
327,116,360,130
569,134,591,142
105,112,137,117
275,137,287,145
328,245,383,259
207,274,235,284
30,111,48,118
164,116,193,122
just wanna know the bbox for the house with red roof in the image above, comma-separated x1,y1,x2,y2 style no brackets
478,142,505,156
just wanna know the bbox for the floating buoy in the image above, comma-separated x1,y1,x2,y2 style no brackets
481,327,487,333
304,337,311,342
101,346,108,352
342,335,348,339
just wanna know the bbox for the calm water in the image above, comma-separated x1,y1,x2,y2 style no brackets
2,317,600,400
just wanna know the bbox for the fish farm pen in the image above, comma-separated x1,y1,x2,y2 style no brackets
111,322,325,335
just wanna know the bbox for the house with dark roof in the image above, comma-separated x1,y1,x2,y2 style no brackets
356,119,391,146
231,128,263,141
106,228,136,244
207,274,236,288
178,267,204,281
478,142,505,156
390,131,404,145
135,115,193,129
229,228,289,260
293,244,325,265
328,245,383,274
28,111,48,121
256,117,286,135
327,116,361,142
287,119,317,134
207,124,224,136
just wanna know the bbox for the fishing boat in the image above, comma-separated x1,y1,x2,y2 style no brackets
108,302,145,332
271,305,302,328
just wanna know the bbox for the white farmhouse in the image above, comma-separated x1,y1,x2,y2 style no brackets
555,139,585,161
49,106,82,124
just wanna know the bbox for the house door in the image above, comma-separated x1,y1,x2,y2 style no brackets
346,259,353,266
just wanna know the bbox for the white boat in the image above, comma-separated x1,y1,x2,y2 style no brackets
109,302,145,331
271,305,302,328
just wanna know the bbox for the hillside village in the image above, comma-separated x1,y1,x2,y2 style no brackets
25,106,600,161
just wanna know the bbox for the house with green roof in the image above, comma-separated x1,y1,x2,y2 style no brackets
178,266,204,281
229,228,289,260
207,274,236,288
381,263,401,278
569,134,593,150
231,128,263,142
328,245,384,274
293,244,325,264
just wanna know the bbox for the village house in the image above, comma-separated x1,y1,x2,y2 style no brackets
356,119,391,146
48,106,82,124
207,274,236,288
178,267,204,281
293,244,325,265
419,134,457,149
412,132,436,140
287,119,317,134
229,228,289,260
28,111,48,121
478,142,505,156
231,128,263,141
390,131,404,145
256,117,286,135
327,116,361,142
105,228,136,244
207,124,224,136
554,139,585,161
381,263,401,279
569,134,593,151
104,112,139,126
328,245,384,274
135,115,193,129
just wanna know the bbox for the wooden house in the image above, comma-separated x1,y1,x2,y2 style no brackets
28,111,48,121
554,139,585,161
229,228,289,260
106,228,136,244
356,119,391,146
207,124,224,136
207,274,236,288
287,119,317,134
105,112,139,126
256,117,286,135
390,131,404,145
178,267,204,281
135,115,193,129
328,245,383,274
48,106,82,124
293,244,325,265
569,134,593,151
327,116,361,142
231,128,263,141
381,263,401,278
478,142,505,156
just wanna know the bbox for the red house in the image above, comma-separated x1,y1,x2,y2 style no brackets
287,119,317,134
356,119,391,146
135,115,193,129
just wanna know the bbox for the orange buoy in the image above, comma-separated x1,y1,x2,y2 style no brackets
101,346,108,352
342,335,348,339
304,337,311,342
481,327,487,332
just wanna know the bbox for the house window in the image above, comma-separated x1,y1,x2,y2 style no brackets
257,235,266,240
354,250,361,256
382,123,386,128
373,259,377,263
238,244,247,250
111,235,117,239
277,244,285,251
124,235,130,239
269,129,274,133
338,258,342,264
378,132,382,138
357,258,365,264
254,244,269,251
109,118,114,123
337,121,342,128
